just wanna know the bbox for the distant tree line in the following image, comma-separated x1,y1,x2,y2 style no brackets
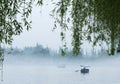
4,43,110,58
5,44,50,56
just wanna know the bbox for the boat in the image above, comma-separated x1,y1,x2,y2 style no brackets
80,65,89,74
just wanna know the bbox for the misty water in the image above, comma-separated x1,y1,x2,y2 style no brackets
1,54,120,84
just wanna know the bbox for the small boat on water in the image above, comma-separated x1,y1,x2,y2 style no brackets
80,65,89,74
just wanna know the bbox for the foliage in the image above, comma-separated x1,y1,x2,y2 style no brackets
0,0,34,44
52,0,120,55
1,0,120,56
93,0,120,55
0,0,43,56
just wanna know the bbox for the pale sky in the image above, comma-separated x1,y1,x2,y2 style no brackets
11,1,96,53
12,2,71,50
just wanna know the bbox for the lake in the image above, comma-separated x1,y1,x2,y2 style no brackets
1,55,120,84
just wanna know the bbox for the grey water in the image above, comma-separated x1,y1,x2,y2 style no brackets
1,54,120,84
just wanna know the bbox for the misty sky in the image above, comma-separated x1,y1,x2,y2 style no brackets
12,2,71,50
11,1,96,53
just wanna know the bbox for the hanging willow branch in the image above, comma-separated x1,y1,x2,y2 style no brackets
0,0,43,45
52,0,120,55
1,0,120,56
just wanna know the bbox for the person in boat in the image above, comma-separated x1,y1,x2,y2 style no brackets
80,66,89,74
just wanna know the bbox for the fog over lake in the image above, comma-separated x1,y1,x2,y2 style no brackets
0,51,120,84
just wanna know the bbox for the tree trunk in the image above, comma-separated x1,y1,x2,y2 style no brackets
117,39,120,52
110,26,115,55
